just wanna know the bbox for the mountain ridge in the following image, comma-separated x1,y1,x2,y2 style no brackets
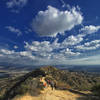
0,66,100,100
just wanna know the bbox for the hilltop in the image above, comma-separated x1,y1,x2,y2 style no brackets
0,66,100,100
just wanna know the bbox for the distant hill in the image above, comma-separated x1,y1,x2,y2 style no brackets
55,65,100,73
67,65,100,73
1,64,100,74
0,66,100,100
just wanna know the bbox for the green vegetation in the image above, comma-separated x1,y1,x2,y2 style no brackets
92,84,100,96
41,66,100,90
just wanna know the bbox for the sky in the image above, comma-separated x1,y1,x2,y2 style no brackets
0,0,100,67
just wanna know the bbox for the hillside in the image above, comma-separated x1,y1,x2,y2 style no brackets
13,77,99,100
0,66,100,100
13,85,87,100
40,66,100,90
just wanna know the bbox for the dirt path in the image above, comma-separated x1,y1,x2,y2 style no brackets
14,77,99,100
41,87,80,100
15,86,81,100
14,77,82,100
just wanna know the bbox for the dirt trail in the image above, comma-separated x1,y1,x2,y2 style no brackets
15,87,81,100
14,77,82,100
41,87,80,100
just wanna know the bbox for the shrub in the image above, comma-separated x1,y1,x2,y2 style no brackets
92,84,100,96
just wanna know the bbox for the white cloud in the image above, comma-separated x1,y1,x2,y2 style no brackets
1,38,100,66
60,48,80,56
76,45,97,50
80,25,100,34
6,26,22,36
0,48,100,66
20,51,35,59
0,49,14,55
0,38,82,66
6,0,28,13
14,45,18,49
0,49,37,66
62,34,84,46
25,41,53,52
7,0,28,8
32,6,83,37
60,0,70,8
0,54,3,57
76,40,100,50
24,35,83,56
24,39,81,61
71,55,100,65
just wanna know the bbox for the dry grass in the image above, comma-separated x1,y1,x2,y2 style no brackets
12,77,97,100
13,87,82,100
56,81,71,89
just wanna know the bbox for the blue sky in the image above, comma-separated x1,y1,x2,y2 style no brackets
0,0,100,67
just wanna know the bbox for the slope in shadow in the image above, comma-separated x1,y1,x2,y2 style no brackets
3,69,46,100
77,96,100,100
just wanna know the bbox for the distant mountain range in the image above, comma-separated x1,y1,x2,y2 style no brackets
63,65,100,73
0,63,100,73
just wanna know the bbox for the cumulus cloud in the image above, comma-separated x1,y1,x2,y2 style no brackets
80,25,100,34
1,38,100,66
32,6,83,37
6,0,28,13
60,48,80,56
0,47,100,66
25,41,53,52
62,34,84,46
19,51,35,59
24,34,83,55
0,49,37,66
0,37,82,66
24,39,81,61
1,34,83,66
0,49,14,55
76,40,100,50
6,26,22,36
